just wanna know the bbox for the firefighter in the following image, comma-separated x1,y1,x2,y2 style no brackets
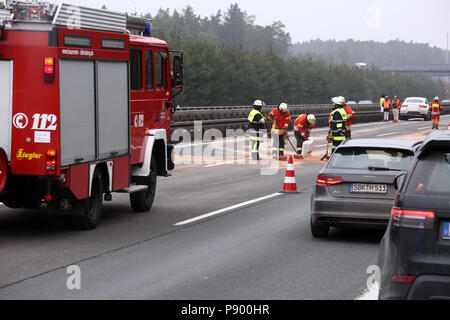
391,96,401,122
248,99,266,160
293,114,315,160
343,100,355,138
268,103,291,159
430,97,443,129
328,96,348,154
383,95,391,121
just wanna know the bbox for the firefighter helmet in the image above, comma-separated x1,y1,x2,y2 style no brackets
434,97,440,101
279,103,288,112
307,114,316,125
253,100,263,107
335,96,346,106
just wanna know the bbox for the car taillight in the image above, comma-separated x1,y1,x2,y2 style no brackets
46,149,57,175
391,275,416,284
419,105,428,108
391,208,435,230
402,105,408,108
44,57,55,83
317,175,344,186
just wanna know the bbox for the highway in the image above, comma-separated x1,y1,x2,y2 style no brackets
0,116,448,300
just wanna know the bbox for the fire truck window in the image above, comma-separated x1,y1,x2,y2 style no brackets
145,50,154,91
130,49,142,91
155,52,167,90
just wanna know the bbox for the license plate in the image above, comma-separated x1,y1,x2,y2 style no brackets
350,183,387,194
442,222,450,240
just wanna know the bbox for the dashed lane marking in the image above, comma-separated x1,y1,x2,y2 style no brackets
174,193,283,226
376,131,400,137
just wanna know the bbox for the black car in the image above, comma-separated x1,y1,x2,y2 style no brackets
378,130,450,300
310,139,420,237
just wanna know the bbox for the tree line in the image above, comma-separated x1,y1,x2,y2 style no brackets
291,39,448,67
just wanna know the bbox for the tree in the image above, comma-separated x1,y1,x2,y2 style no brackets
0,2,5,9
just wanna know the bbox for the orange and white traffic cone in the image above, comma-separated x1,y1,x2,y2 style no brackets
281,155,300,194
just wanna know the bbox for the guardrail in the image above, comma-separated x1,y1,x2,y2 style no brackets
171,103,450,139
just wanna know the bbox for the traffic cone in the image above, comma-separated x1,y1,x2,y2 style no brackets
281,155,301,194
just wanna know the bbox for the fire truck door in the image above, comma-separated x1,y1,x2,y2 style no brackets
0,61,12,160
60,60,96,166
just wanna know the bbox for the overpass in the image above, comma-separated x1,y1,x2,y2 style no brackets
380,65,450,78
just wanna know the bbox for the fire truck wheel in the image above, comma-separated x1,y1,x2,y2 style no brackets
130,156,157,212
69,168,103,230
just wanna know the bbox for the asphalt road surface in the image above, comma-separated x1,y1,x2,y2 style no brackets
0,116,447,299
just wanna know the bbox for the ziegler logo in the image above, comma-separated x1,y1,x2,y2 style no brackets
16,149,43,161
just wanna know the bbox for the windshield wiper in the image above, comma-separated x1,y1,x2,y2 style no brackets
368,166,402,171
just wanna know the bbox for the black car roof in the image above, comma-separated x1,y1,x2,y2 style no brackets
339,139,421,151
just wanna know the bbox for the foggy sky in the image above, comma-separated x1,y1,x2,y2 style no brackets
63,0,450,49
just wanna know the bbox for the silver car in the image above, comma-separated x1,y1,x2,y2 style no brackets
310,139,421,237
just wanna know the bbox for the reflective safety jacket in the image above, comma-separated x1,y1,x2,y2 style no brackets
430,101,443,116
294,114,314,138
343,105,355,130
329,107,348,140
380,97,385,110
391,98,401,109
383,99,391,110
248,108,266,131
268,107,291,135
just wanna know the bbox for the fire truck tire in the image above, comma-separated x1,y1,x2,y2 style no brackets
130,156,157,212
69,168,103,230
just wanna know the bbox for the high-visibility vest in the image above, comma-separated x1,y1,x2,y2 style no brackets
248,109,265,129
330,108,348,138
268,108,291,135
294,114,314,138
383,99,391,110
431,102,442,116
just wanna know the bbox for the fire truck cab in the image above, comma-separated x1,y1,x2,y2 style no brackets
0,1,183,229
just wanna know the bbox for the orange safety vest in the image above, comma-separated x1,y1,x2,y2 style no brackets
268,107,291,135
383,99,391,110
294,114,314,138
344,105,355,129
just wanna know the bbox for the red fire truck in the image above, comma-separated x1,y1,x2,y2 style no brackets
0,1,183,229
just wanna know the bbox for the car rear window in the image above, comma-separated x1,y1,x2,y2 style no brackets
329,147,414,171
406,148,450,196
404,98,425,104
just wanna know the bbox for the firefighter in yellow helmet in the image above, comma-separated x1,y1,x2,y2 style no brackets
248,100,266,160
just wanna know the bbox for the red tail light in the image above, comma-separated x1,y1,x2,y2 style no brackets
419,105,428,108
391,208,435,230
44,57,55,83
317,175,344,186
402,105,408,108
46,149,57,175
391,275,416,284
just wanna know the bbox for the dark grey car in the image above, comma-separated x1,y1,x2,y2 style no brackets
310,139,421,237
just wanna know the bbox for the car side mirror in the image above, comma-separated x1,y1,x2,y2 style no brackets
394,173,406,190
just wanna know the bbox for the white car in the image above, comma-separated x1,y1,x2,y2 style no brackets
399,97,431,121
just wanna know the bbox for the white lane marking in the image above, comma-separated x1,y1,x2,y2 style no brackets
204,161,235,168
418,126,432,130
376,131,400,137
174,193,283,226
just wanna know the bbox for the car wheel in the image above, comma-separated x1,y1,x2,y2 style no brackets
130,155,157,212
310,217,329,238
69,168,103,230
